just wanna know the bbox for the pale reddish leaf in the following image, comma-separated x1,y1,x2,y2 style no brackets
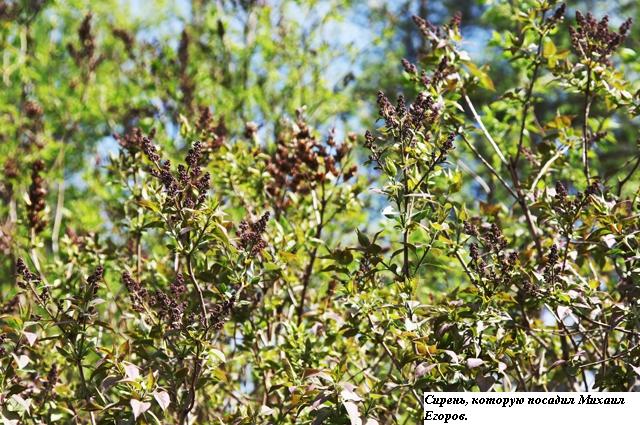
259,405,274,415
340,383,362,402
23,331,37,346
466,358,484,369
343,400,362,425
153,390,170,411
557,305,571,320
130,399,150,420
124,363,140,380
12,354,30,369
415,362,436,378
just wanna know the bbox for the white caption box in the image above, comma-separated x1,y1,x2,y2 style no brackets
423,392,639,424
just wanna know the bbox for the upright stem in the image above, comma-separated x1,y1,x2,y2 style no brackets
514,28,545,168
582,68,593,184
180,342,203,424
187,256,209,328
297,182,326,323
509,21,546,258
463,95,542,257
401,130,411,280
51,180,65,254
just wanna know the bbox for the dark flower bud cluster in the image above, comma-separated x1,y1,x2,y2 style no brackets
121,271,147,312
555,180,568,201
375,90,439,138
112,27,134,57
265,113,354,210
21,99,45,149
123,270,190,328
469,242,480,263
67,13,102,71
0,332,8,357
548,3,566,24
440,132,456,156
569,11,632,65
244,121,258,139
17,258,34,280
181,141,211,208
238,211,270,255
365,47,456,158
113,127,158,159
364,130,380,164
178,29,195,110
24,100,43,119
151,290,185,329
116,128,212,210
87,265,103,298
43,365,58,395
543,244,559,285
209,297,235,331
0,296,19,314
485,223,508,252
412,13,460,50
197,106,227,153
0,221,13,256
422,57,456,89
552,180,598,225
0,333,7,357
185,140,203,168
27,160,47,233
463,220,479,238
376,91,399,128
467,223,518,291
171,273,187,297
369,63,455,183
16,258,41,292
401,58,418,75
3,157,18,179
150,272,188,328
155,160,178,198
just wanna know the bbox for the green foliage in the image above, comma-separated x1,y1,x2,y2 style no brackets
2,0,640,424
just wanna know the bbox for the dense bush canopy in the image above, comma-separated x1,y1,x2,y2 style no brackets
2,0,640,423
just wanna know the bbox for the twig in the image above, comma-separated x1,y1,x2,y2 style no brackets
369,315,421,405
582,68,593,183
297,181,326,323
617,153,640,196
187,255,209,328
51,180,65,254
529,145,570,192
179,342,203,425
460,134,518,199
578,342,640,369
514,13,546,167
463,94,508,165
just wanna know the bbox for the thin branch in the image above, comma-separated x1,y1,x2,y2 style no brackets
514,13,546,167
582,68,593,183
578,342,640,369
460,133,518,199
51,180,65,254
529,145,570,192
463,94,508,165
617,153,640,196
187,255,209,328
297,181,326,324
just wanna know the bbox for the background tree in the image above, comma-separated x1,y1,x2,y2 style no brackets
2,0,640,424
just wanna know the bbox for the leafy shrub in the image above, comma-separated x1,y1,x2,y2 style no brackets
1,0,640,424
